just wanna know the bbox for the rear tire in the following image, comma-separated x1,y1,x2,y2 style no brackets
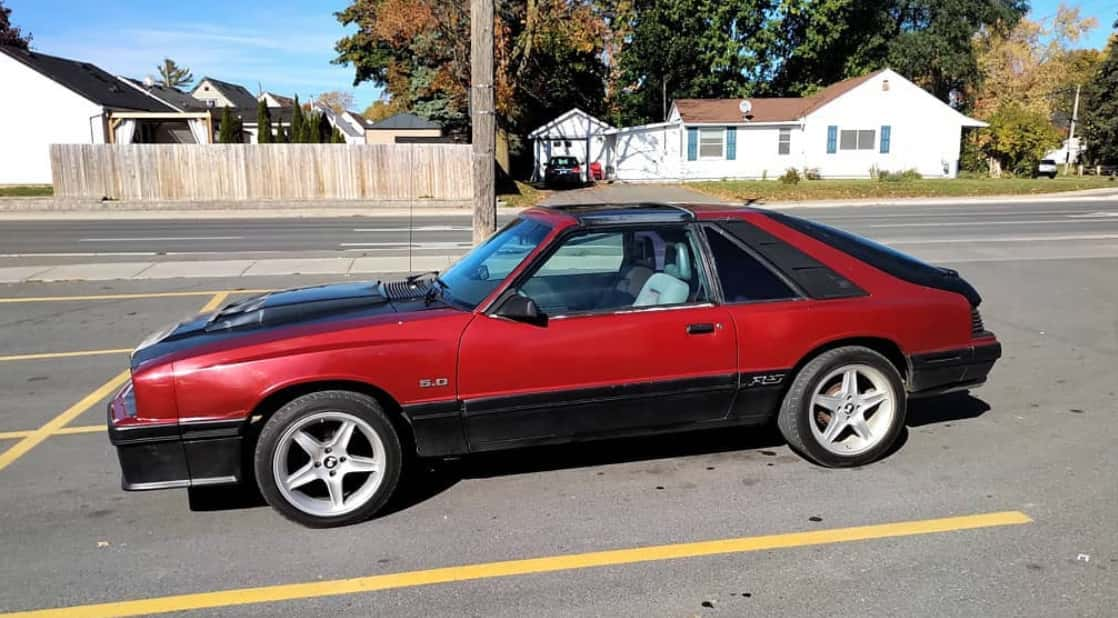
777,346,906,467
254,390,402,528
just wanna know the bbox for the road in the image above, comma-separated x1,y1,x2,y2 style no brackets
0,196,1115,616
1,199,1117,262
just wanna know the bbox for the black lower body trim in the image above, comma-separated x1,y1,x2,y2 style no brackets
108,409,244,491
909,340,1002,395
401,400,468,458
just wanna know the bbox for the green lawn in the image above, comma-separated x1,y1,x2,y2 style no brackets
0,185,53,197
690,175,1117,203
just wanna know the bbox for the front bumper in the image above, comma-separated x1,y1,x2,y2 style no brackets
907,340,1002,398
108,395,244,491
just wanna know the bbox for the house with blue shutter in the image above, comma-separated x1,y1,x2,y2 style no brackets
591,69,987,182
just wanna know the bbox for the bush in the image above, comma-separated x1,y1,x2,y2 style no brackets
876,168,923,182
802,167,821,180
779,168,801,184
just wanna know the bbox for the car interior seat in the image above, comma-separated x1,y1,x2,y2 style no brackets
634,242,691,306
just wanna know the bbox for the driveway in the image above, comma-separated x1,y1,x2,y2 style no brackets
541,182,733,206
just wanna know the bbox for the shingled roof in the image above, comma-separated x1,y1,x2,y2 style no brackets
192,77,259,109
673,70,884,123
0,45,173,112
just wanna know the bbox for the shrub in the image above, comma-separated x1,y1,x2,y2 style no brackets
876,168,923,182
779,168,801,184
802,167,821,180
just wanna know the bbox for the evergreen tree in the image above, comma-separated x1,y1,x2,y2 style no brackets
274,121,287,143
217,107,242,143
317,112,333,143
156,58,194,89
291,96,306,143
256,99,273,144
331,127,346,143
1082,16,1118,164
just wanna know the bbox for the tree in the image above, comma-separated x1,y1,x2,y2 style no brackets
290,95,306,143
256,99,273,144
331,126,346,143
316,112,333,143
315,91,356,114
217,107,242,143
1082,16,1118,164
977,102,1061,176
362,99,399,122
157,58,194,89
0,0,30,49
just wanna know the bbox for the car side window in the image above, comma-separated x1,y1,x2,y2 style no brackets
704,228,798,303
520,227,709,315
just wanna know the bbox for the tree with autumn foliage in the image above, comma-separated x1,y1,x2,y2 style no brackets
1081,16,1118,164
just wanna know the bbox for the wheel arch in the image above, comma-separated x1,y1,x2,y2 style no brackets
244,379,417,457
791,336,908,384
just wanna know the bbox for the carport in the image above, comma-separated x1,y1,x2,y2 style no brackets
529,108,613,182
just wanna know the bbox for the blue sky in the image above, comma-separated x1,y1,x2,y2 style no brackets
6,0,1115,113
6,0,384,111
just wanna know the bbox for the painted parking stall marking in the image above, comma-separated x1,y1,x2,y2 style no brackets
0,511,1032,618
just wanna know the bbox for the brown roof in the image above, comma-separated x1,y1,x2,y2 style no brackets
674,70,884,123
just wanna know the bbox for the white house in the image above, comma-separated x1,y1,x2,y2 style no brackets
312,103,369,145
528,108,614,181
533,69,987,183
0,46,192,184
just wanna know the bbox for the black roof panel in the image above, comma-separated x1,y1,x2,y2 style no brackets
544,203,694,225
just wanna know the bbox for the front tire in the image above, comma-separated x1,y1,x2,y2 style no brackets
777,347,906,467
254,390,402,527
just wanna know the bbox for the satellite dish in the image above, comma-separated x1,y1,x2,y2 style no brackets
738,100,752,116
142,75,155,88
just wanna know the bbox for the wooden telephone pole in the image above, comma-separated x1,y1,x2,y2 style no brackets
471,0,497,245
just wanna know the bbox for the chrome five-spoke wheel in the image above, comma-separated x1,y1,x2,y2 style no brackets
809,364,895,456
274,412,386,518
255,390,402,527
777,346,907,467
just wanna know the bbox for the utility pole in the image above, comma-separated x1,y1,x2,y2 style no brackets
471,0,496,245
1065,84,1081,175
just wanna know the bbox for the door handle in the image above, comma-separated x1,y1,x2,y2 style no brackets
687,323,716,335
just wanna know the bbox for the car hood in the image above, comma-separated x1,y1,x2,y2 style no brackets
131,279,450,369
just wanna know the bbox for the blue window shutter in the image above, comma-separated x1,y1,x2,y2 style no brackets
687,127,698,161
826,126,837,154
726,127,737,160
880,125,891,153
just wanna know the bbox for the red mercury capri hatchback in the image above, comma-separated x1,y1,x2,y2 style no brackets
109,204,1000,527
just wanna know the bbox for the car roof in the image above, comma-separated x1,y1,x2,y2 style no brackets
523,202,761,226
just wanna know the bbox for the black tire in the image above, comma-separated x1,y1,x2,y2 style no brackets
254,390,403,528
777,346,906,468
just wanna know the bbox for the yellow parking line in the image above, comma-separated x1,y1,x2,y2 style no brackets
0,424,106,440
0,348,131,362
0,289,268,304
0,370,129,472
0,511,1031,618
198,291,231,312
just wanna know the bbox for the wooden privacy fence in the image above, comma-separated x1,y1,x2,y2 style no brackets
50,144,474,201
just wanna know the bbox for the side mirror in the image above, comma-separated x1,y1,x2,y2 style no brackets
494,293,547,326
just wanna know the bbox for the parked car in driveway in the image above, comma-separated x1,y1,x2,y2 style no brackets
1036,159,1058,178
109,203,1001,527
543,156,583,188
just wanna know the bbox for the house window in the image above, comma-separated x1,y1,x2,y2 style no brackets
839,129,875,151
778,129,791,155
699,128,724,159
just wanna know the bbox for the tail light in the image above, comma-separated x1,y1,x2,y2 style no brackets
573,165,581,174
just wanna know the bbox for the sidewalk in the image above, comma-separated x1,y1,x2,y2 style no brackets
0,254,463,283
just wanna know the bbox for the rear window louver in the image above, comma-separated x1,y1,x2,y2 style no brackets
971,308,986,336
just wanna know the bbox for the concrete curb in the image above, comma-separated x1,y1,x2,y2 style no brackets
0,255,465,283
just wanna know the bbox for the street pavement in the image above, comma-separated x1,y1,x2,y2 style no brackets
0,194,1115,616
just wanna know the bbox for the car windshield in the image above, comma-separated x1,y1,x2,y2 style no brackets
549,157,578,167
438,217,552,308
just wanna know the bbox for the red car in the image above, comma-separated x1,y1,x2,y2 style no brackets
109,204,1000,527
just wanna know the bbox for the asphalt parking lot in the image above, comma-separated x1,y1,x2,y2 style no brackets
1,201,1117,616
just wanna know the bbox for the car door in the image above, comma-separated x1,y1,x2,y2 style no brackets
457,224,738,450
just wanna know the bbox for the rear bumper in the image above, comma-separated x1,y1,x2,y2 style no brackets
908,340,1002,398
108,403,244,491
